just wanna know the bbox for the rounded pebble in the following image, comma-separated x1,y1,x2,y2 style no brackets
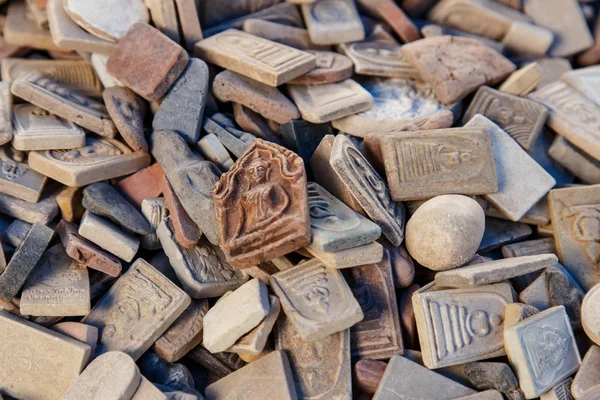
583,283,600,346
405,195,485,271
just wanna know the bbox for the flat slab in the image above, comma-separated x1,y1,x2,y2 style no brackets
227,295,280,355
0,191,59,225
549,136,600,185
310,134,365,214
562,66,600,109
345,250,404,360
140,198,166,250
83,258,191,360
79,211,140,262
150,129,221,245
499,62,542,96
4,0,62,51
463,86,548,150
330,134,405,246
0,311,91,400
11,73,116,137
373,355,475,400
380,127,498,201
83,182,150,235
270,258,364,341
288,50,354,85
412,282,513,369
106,22,188,101
465,115,555,221
307,182,381,252
202,279,270,353
572,346,600,399
524,0,593,57
502,238,555,258
12,103,85,151
153,59,209,144
0,82,12,147
57,219,122,277
194,29,316,86
529,82,600,162
104,86,148,152
301,0,364,45
305,240,383,269
47,0,116,53
435,254,558,287
205,351,296,400
288,79,373,123
203,114,255,158
20,244,90,317
116,163,164,208
0,145,47,203
2,58,103,97
154,299,208,362
212,69,300,124
61,351,141,400
28,136,151,187
275,311,352,399
549,185,600,291
401,36,515,104
157,217,249,298
64,0,149,42
504,306,581,398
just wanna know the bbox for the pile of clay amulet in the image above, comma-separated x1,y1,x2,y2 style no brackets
2,0,600,399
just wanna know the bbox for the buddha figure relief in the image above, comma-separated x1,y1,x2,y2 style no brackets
214,139,310,268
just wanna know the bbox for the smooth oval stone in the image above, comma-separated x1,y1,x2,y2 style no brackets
82,182,151,235
405,195,485,271
583,284,600,346
61,351,141,400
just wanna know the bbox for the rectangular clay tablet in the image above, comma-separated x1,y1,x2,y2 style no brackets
194,29,316,86
466,115,556,221
269,258,363,341
462,86,548,150
380,127,498,201
0,310,91,400
373,355,475,400
83,258,191,360
20,244,90,317
412,282,514,369
529,82,600,162
345,251,404,360
434,253,558,287
549,185,600,291
504,306,581,398
275,312,352,399
11,73,116,137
